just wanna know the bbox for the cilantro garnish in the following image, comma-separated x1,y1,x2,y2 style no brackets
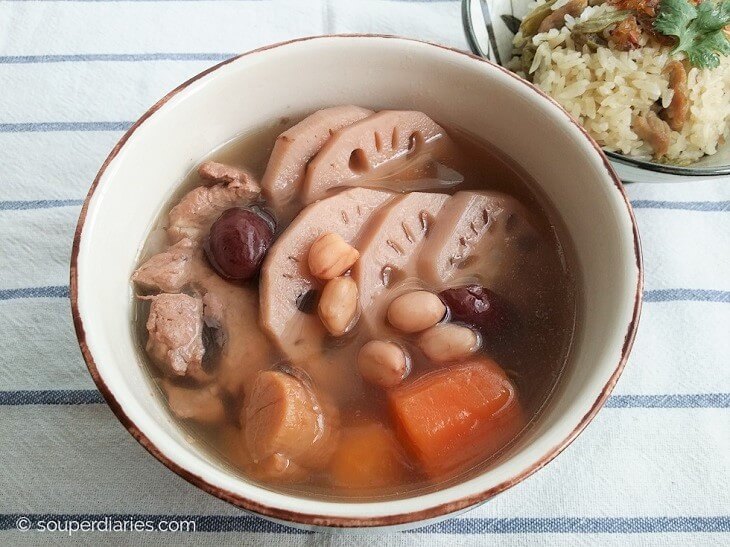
654,0,730,68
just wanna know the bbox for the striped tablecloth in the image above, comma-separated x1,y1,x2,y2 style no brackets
1,0,728,544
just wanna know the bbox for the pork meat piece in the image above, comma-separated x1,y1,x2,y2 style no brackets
661,61,689,132
144,293,209,381
167,176,261,243
132,238,196,293
198,161,257,186
633,111,672,158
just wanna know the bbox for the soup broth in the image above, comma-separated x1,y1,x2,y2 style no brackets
133,108,579,501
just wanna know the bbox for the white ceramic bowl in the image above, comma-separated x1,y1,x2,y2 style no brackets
71,35,643,530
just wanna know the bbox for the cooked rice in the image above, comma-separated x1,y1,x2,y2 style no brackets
509,2,730,163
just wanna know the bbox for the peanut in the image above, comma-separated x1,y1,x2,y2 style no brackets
357,340,410,388
418,323,480,362
387,290,446,333
308,232,360,280
318,276,359,336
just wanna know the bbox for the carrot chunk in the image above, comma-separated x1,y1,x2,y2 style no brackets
388,358,525,476
330,422,413,490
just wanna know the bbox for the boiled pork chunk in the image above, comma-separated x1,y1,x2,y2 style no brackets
143,293,208,382
351,192,449,333
132,238,196,293
261,106,373,214
301,111,456,204
198,161,257,186
167,177,261,244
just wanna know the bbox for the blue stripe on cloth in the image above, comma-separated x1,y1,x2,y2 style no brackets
0,53,235,64
0,515,727,533
415,517,730,534
0,122,132,133
644,289,730,303
0,199,84,211
2,286,728,303
605,393,730,408
0,391,105,405
631,200,730,212
2,390,728,408
0,286,69,300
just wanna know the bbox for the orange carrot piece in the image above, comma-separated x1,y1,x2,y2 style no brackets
389,358,525,476
330,422,413,490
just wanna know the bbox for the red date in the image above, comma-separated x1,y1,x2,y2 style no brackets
439,285,511,337
204,208,274,281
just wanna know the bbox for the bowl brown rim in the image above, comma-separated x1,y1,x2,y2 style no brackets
69,34,643,529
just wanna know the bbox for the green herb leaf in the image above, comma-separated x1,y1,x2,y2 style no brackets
687,27,730,67
655,0,697,38
694,0,730,33
654,0,730,68
572,10,632,34
519,0,558,39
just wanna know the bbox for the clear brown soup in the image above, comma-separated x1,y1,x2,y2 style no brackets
133,109,579,501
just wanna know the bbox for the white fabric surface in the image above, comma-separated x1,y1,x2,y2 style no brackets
0,0,728,545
